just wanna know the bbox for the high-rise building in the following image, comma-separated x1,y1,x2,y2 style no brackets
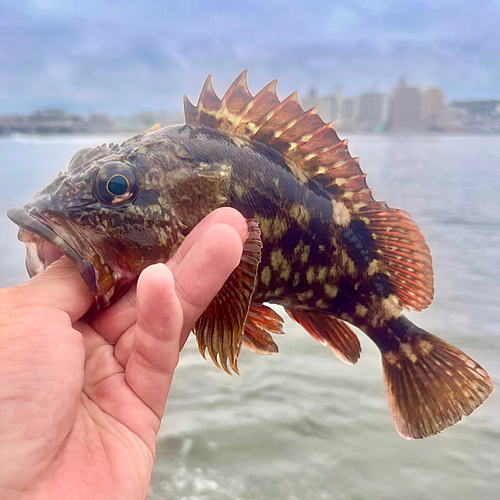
301,90,359,133
301,80,450,133
338,97,357,131
301,87,341,124
356,92,388,131
301,88,318,112
317,95,339,123
421,87,446,131
388,79,422,131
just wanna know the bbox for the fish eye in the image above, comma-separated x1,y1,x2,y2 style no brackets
95,161,138,206
106,174,129,196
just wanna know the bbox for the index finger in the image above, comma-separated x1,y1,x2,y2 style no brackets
92,208,247,343
168,207,248,267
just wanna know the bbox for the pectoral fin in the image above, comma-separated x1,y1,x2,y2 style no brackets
193,219,262,374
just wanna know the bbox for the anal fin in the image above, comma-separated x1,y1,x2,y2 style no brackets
285,309,361,365
193,219,262,374
242,303,284,355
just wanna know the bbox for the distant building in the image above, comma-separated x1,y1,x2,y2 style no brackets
421,87,446,131
120,111,185,132
86,110,116,133
0,115,26,134
304,88,387,132
301,87,341,124
318,94,339,123
29,109,86,134
388,79,422,131
356,92,388,131
338,97,357,132
301,88,319,114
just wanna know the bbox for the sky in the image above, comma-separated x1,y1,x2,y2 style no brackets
1,0,500,115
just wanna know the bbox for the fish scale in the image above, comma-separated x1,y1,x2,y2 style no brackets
7,71,493,440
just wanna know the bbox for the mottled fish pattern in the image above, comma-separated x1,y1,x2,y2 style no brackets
8,71,493,439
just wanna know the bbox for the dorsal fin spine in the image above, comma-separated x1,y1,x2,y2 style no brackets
230,89,268,131
331,157,358,170
183,95,197,125
223,69,249,102
302,138,348,162
197,75,217,106
281,107,320,151
231,100,255,132
293,122,332,149
218,71,252,126
214,102,229,122
243,80,279,135
339,173,367,181
253,92,291,131
268,93,302,143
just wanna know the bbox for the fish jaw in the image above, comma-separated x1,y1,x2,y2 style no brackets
7,205,119,304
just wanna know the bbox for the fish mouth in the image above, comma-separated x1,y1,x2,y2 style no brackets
7,206,114,299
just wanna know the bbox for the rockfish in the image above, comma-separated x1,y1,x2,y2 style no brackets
7,71,493,439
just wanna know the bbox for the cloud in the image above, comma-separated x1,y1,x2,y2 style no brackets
0,0,499,114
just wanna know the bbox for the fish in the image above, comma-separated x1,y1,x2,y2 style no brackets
7,71,493,439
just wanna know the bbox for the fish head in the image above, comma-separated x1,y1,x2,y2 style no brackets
7,141,186,307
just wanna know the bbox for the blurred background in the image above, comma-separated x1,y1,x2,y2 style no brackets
1,1,499,499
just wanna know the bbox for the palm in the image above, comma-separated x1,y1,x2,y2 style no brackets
0,208,248,500
2,309,156,499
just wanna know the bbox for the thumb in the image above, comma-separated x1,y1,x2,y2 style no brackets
13,257,95,322
125,263,183,420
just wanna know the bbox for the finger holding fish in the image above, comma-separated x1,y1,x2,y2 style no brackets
114,220,245,368
91,208,247,346
11,256,95,323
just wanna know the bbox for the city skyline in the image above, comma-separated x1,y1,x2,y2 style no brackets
292,77,500,133
2,74,498,136
2,74,499,118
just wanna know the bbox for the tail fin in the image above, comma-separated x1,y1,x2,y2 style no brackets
381,322,494,439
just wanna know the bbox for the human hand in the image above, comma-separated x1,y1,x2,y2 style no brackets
0,208,248,500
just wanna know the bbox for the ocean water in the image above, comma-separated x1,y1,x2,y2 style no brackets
1,133,499,499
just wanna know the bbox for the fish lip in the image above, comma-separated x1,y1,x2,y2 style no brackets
7,205,98,294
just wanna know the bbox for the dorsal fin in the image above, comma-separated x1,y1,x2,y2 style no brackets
185,72,435,310
183,70,375,207
361,204,434,311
